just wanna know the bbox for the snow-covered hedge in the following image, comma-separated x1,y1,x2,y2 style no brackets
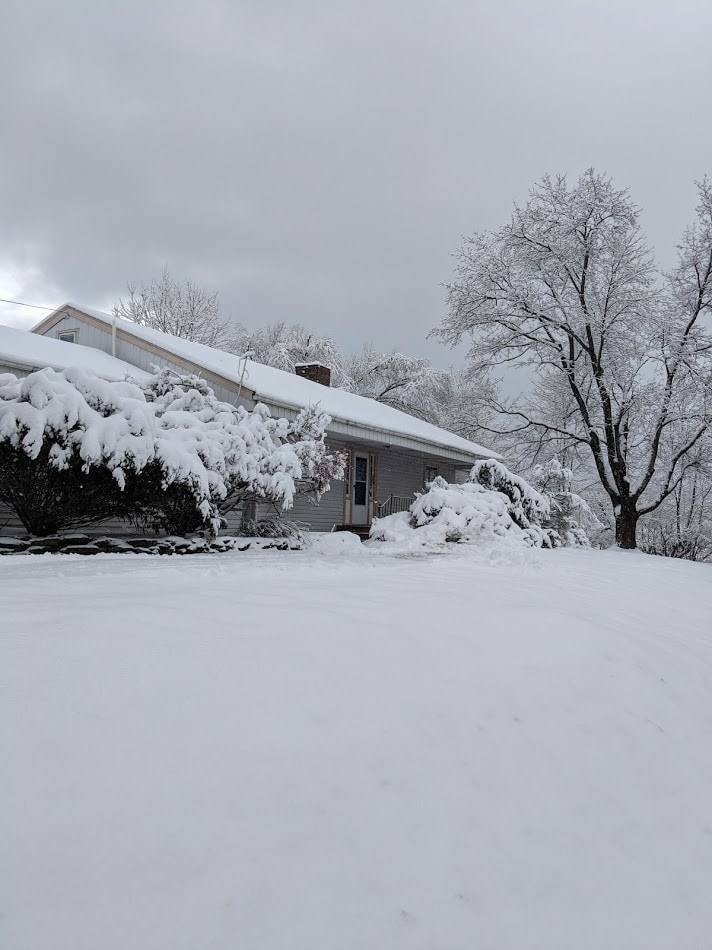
530,458,597,547
0,366,345,537
370,462,555,550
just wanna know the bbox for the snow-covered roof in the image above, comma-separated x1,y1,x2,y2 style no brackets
0,323,146,381
33,304,499,461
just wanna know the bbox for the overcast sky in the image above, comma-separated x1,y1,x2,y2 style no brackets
1,0,710,365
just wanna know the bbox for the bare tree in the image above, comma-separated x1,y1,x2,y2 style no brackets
232,321,349,387
345,345,438,417
229,326,494,436
638,436,712,561
345,346,494,438
114,266,239,349
435,170,712,548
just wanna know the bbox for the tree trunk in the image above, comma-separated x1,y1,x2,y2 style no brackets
240,494,257,534
615,504,639,549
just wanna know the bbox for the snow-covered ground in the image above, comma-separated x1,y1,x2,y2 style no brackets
2,544,711,950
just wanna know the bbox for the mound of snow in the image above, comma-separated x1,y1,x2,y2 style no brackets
309,531,364,554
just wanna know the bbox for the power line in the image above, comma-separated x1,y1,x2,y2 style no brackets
0,297,55,311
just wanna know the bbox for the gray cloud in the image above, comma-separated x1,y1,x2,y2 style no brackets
1,0,710,363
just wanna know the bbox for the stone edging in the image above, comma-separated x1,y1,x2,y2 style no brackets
0,535,302,555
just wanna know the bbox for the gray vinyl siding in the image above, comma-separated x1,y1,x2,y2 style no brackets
0,502,134,538
289,479,345,532
375,445,457,508
0,501,25,535
0,362,30,379
47,316,112,359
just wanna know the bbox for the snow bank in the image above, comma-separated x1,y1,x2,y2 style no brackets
308,531,364,554
2,548,711,949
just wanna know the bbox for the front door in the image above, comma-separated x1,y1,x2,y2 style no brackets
351,452,370,525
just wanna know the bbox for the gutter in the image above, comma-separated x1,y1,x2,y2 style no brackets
253,392,499,463
0,356,42,373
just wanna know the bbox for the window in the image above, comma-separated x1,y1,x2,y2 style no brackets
57,330,77,344
354,455,368,506
454,466,472,484
424,465,438,488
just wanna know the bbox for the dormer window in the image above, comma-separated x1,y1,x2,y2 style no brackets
57,330,77,344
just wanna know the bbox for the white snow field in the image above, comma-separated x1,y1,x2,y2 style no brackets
1,544,711,950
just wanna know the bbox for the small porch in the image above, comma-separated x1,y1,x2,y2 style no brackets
289,438,477,535
336,494,413,540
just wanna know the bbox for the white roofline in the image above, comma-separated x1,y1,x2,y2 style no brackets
33,303,501,462
0,322,147,382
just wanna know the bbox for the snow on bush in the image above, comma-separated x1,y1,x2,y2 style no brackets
530,458,598,547
470,459,550,528
370,461,555,551
0,366,344,537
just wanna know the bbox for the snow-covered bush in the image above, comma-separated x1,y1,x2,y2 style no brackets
638,520,712,562
530,458,598,547
370,462,554,550
0,366,345,537
237,516,305,540
470,459,550,530
0,368,161,535
0,437,132,536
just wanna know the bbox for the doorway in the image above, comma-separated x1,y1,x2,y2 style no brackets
351,452,370,525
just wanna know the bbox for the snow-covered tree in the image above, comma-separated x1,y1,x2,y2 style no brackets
142,368,345,532
0,368,166,535
114,266,239,349
530,457,597,547
0,366,345,537
0,433,129,536
436,170,712,549
637,440,712,561
345,345,440,418
427,367,497,445
343,345,494,438
227,324,494,439
232,322,350,388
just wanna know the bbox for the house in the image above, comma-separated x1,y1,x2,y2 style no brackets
5,303,498,534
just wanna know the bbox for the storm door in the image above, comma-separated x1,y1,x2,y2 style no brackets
351,452,370,524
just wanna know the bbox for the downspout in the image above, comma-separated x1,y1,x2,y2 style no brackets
111,317,116,358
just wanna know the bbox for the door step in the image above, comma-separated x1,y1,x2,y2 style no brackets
335,525,371,541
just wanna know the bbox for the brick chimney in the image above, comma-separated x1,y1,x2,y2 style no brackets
295,362,331,387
